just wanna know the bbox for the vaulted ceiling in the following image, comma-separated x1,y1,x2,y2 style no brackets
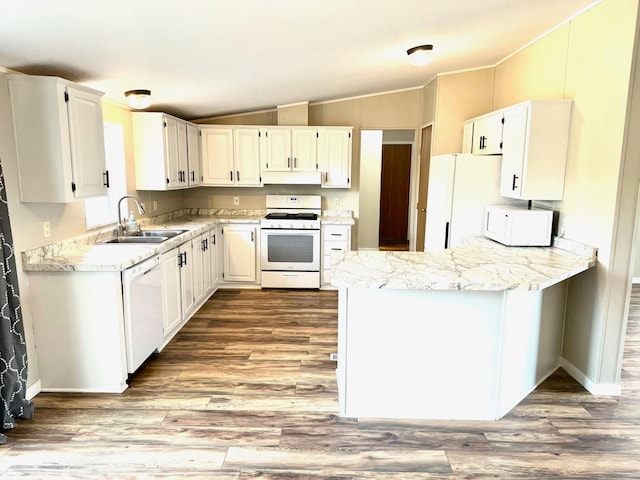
0,0,598,120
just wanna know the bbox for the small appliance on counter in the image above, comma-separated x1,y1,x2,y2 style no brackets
484,205,554,246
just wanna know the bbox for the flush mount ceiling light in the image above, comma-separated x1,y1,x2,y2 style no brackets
407,44,434,66
124,89,152,109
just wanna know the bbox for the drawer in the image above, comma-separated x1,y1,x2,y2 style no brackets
323,225,350,242
324,241,349,255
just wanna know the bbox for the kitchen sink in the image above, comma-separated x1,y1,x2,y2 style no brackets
102,236,169,244
133,229,187,238
101,229,188,244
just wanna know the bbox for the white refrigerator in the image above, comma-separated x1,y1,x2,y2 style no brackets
424,153,521,251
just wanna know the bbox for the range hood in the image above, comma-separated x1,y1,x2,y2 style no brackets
262,171,321,185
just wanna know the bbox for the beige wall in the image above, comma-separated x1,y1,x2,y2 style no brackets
493,0,639,387
432,68,495,155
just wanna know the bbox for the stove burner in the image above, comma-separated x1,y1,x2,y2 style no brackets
264,212,318,220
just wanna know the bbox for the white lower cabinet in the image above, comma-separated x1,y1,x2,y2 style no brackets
27,270,129,393
322,224,351,286
179,241,196,320
210,226,220,287
160,247,183,338
221,224,258,284
193,228,217,306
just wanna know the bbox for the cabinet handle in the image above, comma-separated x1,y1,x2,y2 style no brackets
212,233,216,245
230,171,233,181
178,253,183,267
251,231,254,242
191,171,195,182
294,157,297,168
103,170,110,188
182,252,187,266
325,172,328,183
512,174,519,191
444,221,450,249
237,170,240,182
287,157,291,168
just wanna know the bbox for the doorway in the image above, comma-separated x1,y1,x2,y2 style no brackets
379,144,412,250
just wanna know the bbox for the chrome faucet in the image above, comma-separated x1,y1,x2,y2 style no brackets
117,195,146,236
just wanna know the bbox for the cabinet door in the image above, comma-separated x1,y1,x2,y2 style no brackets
201,231,213,297
187,123,201,186
210,227,220,286
234,128,262,186
318,127,352,188
471,113,503,154
262,128,292,171
66,85,108,199
291,128,317,172
176,120,189,186
500,105,528,198
201,127,235,185
222,225,256,282
192,235,205,307
180,242,196,318
164,116,182,188
160,248,182,335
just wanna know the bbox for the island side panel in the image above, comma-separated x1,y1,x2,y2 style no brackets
340,287,505,420
496,282,567,416
27,270,128,393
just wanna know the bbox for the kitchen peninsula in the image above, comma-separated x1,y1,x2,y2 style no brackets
331,237,597,420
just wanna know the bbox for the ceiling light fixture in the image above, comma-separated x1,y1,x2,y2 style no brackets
407,44,434,66
124,89,152,109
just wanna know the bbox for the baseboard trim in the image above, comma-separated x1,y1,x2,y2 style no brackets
26,380,41,400
560,357,622,396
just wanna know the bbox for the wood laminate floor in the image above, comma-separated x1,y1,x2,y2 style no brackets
2,287,640,479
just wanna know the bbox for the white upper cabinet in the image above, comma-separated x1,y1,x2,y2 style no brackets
132,112,199,190
201,126,234,185
261,127,317,172
186,123,201,186
200,126,262,186
499,100,572,200
7,74,108,203
317,127,352,188
469,111,504,154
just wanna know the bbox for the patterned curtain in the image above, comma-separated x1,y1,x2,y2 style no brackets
0,159,33,444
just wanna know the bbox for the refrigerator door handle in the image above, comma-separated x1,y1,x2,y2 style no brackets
444,221,450,249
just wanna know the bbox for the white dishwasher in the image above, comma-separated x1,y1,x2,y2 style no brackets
122,254,164,373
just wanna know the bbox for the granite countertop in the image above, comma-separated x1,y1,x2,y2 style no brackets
22,208,355,273
21,209,266,273
330,237,597,291
320,210,355,225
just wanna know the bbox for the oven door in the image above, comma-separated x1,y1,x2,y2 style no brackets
260,228,320,272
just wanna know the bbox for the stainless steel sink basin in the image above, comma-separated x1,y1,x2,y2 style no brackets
102,236,169,244
134,229,187,238
101,229,188,244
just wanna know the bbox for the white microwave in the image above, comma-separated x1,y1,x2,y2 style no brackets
484,205,554,246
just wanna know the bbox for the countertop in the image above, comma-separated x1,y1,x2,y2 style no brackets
330,237,597,291
21,208,354,273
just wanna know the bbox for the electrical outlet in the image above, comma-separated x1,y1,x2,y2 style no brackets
333,197,340,207
233,196,240,205
153,200,158,211
43,221,51,238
